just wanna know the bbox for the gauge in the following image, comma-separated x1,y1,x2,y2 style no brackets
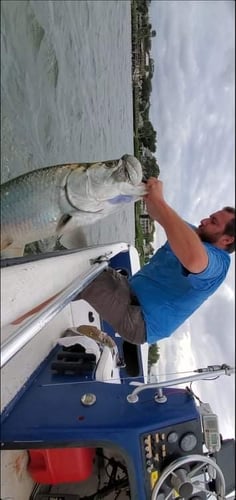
167,431,178,443
180,433,197,452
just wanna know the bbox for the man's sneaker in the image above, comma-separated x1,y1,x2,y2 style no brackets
76,325,116,350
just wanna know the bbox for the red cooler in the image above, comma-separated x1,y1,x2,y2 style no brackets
28,447,95,484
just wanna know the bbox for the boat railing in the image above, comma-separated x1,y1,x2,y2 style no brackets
1,260,109,368
127,364,235,403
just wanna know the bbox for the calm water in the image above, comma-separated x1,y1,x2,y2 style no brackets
1,0,135,249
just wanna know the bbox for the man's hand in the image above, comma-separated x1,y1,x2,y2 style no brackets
143,177,208,273
144,177,165,222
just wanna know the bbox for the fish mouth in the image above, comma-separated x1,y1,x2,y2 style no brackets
114,154,143,186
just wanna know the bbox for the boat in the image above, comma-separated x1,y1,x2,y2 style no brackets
0,242,235,500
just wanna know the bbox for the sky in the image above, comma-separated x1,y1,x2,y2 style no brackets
148,1,235,440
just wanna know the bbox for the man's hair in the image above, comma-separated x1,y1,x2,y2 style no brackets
223,206,235,253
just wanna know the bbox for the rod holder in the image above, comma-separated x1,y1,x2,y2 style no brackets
154,388,167,403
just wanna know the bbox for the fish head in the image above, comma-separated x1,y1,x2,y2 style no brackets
65,155,147,213
108,154,147,199
114,154,143,185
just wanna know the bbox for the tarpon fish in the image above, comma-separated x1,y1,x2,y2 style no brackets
1,154,146,258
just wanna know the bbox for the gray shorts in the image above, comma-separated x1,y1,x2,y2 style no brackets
78,268,146,345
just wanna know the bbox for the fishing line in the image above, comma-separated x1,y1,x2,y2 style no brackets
41,373,150,387
42,373,220,387
151,369,199,377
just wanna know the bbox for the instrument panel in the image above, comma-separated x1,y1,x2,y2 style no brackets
141,418,203,494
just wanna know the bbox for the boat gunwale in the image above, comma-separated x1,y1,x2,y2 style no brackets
0,241,129,268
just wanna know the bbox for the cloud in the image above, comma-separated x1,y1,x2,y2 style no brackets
149,1,235,209
148,1,235,440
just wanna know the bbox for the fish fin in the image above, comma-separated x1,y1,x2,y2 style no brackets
1,237,14,251
56,214,73,233
0,242,25,258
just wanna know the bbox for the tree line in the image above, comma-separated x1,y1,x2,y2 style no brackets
132,0,160,179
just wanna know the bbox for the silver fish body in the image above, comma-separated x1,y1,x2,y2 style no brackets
1,154,146,257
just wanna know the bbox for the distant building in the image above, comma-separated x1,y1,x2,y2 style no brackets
139,200,153,235
143,241,154,256
140,199,148,214
140,214,152,234
141,146,153,159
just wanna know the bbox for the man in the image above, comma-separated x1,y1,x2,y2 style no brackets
78,177,235,345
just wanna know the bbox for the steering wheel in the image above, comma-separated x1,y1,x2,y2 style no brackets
151,454,226,500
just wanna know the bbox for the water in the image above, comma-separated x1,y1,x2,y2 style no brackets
1,0,135,249
1,5,135,495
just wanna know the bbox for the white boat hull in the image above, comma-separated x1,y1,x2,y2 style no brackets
1,242,143,500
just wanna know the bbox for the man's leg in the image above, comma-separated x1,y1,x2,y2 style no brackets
77,268,146,344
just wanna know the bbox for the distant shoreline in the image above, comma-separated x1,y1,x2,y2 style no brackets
131,0,155,264
131,0,144,263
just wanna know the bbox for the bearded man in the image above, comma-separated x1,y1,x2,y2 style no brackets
78,177,235,345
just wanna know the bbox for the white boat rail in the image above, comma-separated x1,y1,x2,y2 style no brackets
1,260,108,368
127,364,235,403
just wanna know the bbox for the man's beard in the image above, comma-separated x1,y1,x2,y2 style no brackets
197,228,221,245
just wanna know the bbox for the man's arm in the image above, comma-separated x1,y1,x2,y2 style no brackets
144,178,208,273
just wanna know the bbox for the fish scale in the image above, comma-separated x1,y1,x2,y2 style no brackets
1,166,72,243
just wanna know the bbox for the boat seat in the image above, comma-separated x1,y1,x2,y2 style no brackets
95,345,116,382
56,335,100,362
55,335,120,383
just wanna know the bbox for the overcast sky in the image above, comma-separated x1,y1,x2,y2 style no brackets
149,0,235,439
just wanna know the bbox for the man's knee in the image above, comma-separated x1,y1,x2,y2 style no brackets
119,307,146,345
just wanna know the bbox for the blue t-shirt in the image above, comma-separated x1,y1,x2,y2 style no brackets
129,229,230,344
